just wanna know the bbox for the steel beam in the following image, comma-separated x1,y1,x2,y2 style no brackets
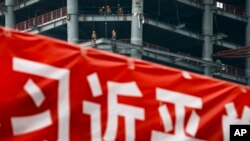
15,0,40,10
202,0,213,76
27,15,131,33
245,0,250,85
27,17,67,34
213,40,240,49
0,0,41,16
144,17,202,39
177,0,204,9
5,0,15,28
214,10,247,22
177,0,247,22
130,0,143,59
67,0,79,43
78,14,132,22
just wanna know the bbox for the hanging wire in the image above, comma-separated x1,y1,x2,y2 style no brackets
214,14,220,34
158,0,161,16
34,4,38,17
174,0,181,25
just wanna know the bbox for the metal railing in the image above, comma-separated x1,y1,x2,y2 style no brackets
11,3,246,77
15,7,66,31
0,0,246,17
191,0,245,16
14,6,131,31
143,42,170,52
119,39,245,76
221,3,245,16
221,64,245,76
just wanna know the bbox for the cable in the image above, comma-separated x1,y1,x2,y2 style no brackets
34,4,38,17
158,0,161,16
214,15,220,34
174,0,181,25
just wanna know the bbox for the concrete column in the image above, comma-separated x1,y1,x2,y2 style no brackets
67,0,79,43
130,0,143,59
5,0,15,28
245,0,250,85
202,0,213,76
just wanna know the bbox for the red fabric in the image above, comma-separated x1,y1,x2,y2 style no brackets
0,26,250,141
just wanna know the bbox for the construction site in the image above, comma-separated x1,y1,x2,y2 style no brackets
0,0,249,85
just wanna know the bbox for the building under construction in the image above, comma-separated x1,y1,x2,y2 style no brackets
0,0,249,85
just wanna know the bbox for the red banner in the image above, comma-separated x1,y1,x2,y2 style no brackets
0,26,250,141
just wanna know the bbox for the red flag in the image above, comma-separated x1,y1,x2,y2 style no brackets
0,26,250,141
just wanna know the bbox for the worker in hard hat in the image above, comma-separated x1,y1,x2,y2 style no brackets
112,29,117,40
91,30,97,47
99,6,105,15
106,5,111,14
111,29,117,52
117,7,123,15
92,30,97,40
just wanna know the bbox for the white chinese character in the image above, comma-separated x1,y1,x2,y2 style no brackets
83,73,102,141
11,79,52,136
11,57,70,141
151,88,204,141
83,73,145,141
222,102,250,141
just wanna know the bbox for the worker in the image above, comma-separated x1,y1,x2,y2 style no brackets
99,6,105,15
215,59,222,73
92,30,97,40
117,7,123,15
112,29,117,40
106,5,111,14
221,63,227,72
111,29,117,52
91,30,97,47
